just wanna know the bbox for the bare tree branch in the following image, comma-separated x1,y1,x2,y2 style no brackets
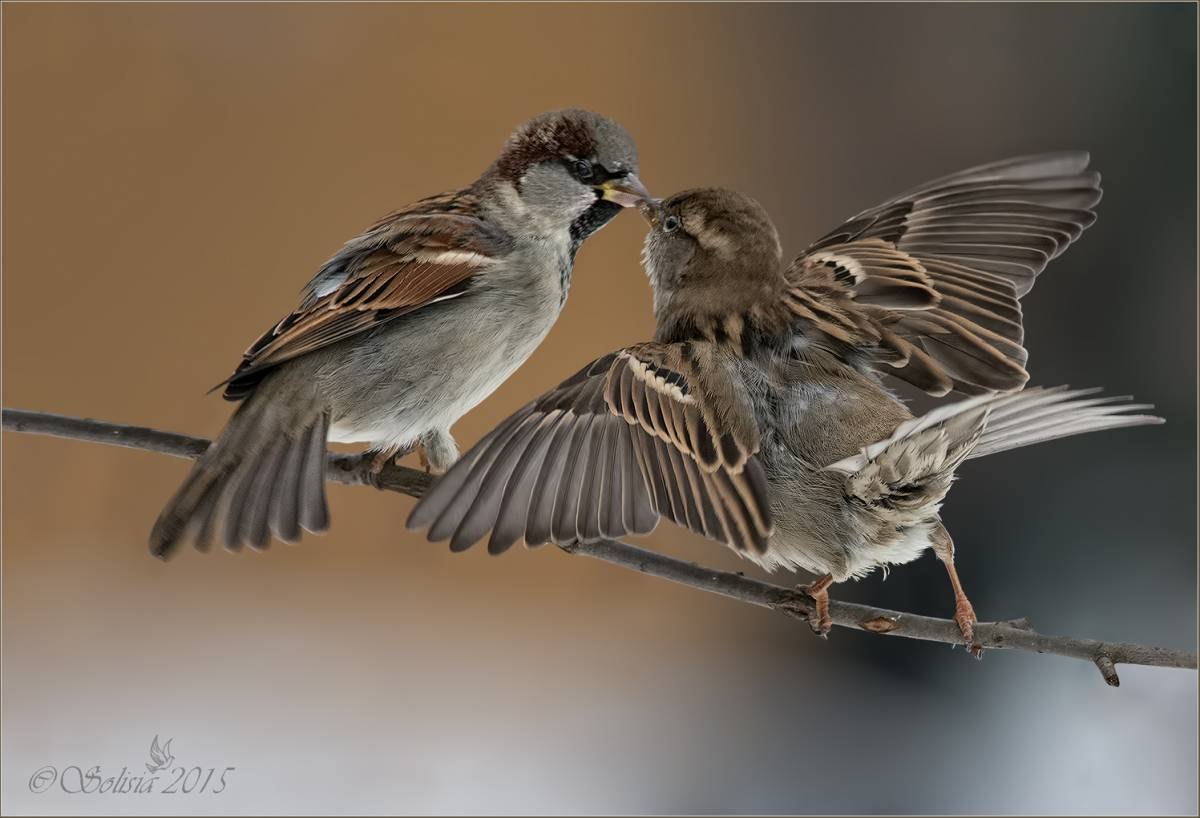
4,407,1195,685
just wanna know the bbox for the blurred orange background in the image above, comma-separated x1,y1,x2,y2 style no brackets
3,4,1195,814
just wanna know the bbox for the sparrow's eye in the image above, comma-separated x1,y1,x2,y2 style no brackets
572,159,595,181
662,215,681,234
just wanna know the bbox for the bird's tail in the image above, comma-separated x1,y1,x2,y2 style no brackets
825,385,1163,478
149,397,330,559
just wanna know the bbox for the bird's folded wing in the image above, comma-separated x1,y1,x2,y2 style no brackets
407,342,773,554
220,191,509,400
784,152,1101,396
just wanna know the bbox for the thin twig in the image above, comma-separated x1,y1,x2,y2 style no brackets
4,407,1196,684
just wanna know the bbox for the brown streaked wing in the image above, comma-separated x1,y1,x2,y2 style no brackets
787,152,1100,396
220,189,508,400
406,343,773,555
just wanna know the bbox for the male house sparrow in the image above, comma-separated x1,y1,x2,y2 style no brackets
408,156,1162,650
150,109,649,558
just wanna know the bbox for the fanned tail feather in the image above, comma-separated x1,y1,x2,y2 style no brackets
149,402,330,558
825,385,1163,476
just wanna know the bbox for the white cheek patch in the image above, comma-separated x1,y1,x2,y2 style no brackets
497,181,529,219
511,168,595,234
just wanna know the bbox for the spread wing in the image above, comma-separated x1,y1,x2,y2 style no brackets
785,152,1101,396
407,342,773,554
220,190,510,400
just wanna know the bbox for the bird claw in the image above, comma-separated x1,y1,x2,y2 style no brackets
361,442,417,489
801,575,834,639
359,453,389,489
954,599,982,659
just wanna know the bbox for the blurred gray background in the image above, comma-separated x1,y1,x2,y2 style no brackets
3,3,1196,814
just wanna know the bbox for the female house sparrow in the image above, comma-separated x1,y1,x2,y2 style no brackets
408,159,1162,651
150,109,650,558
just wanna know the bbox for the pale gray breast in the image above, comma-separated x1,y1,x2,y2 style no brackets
314,234,574,440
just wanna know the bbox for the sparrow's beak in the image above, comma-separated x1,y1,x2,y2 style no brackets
638,198,665,227
598,173,652,208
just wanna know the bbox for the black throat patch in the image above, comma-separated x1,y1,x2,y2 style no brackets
560,199,622,305
568,199,623,259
